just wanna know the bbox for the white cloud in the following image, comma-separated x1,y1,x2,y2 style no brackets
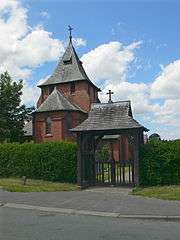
81,41,180,139
151,60,180,99
157,128,180,140
0,0,87,106
72,38,86,47
152,99,180,127
21,81,39,106
149,60,180,132
0,0,28,39
0,1,64,78
0,0,65,104
99,82,153,115
14,27,64,68
40,11,50,19
81,40,152,114
81,41,142,86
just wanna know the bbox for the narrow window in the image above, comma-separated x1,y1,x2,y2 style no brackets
70,82,75,94
45,117,52,134
88,84,90,96
67,112,72,129
49,86,54,94
41,88,45,101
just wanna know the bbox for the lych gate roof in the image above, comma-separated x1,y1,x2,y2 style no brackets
35,87,86,113
71,101,148,132
38,40,100,90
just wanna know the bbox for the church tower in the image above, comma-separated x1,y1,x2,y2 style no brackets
33,27,100,143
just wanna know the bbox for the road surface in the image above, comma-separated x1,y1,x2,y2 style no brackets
1,206,180,240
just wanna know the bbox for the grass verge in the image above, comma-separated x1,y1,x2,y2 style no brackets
0,178,79,192
132,185,180,201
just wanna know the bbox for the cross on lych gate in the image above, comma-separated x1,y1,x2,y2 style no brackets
68,25,73,42
106,90,114,103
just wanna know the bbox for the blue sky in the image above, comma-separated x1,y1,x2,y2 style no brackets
26,0,180,83
1,0,180,139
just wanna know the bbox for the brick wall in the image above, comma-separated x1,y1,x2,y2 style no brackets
35,80,98,143
33,111,87,143
37,81,99,112
102,136,131,162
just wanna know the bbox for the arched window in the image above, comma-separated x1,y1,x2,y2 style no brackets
67,112,72,129
45,117,52,134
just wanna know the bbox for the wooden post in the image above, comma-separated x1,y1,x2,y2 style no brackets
77,133,84,187
77,133,94,188
110,142,115,185
133,131,140,186
140,129,144,145
91,134,96,186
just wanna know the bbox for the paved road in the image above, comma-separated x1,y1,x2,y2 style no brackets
1,187,180,216
1,206,180,240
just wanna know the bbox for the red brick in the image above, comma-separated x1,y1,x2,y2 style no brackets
34,80,97,143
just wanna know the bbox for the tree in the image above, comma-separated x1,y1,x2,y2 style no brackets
0,71,33,143
149,133,161,141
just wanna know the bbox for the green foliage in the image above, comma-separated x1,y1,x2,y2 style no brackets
140,140,180,186
95,144,110,161
0,141,77,183
132,185,180,201
0,71,34,143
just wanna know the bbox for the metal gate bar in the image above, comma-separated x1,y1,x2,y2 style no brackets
95,159,134,186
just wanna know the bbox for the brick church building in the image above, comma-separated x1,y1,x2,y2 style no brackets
33,33,101,143
25,30,135,162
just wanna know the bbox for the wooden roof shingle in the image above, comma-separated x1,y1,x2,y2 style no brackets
71,101,148,132
38,40,100,91
35,87,86,113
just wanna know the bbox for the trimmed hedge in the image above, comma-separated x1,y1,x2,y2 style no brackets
140,140,180,186
0,141,77,183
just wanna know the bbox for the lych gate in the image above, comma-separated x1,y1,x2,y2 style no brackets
71,101,148,188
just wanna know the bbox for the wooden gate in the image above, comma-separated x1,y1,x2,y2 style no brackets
95,159,134,186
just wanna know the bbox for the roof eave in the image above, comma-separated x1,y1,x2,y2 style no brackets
70,126,149,133
33,109,88,114
37,79,101,91
143,127,149,132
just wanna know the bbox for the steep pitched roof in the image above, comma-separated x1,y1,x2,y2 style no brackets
38,40,100,90
35,87,86,113
71,101,148,132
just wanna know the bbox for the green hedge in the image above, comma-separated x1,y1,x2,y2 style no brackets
0,141,77,183
140,140,180,186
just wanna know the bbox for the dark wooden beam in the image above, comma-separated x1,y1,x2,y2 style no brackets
77,133,83,186
133,130,141,186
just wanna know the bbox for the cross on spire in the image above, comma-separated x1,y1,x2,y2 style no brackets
68,25,73,42
106,90,114,103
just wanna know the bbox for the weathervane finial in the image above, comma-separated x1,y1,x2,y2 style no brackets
68,25,73,42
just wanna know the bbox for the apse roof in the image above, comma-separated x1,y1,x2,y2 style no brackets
35,87,86,113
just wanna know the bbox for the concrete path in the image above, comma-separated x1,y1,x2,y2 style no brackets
0,187,180,217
